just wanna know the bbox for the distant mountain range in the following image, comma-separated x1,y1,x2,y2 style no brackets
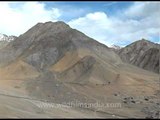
0,34,17,49
0,33,17,42
1,31,159,73
0,21,159,118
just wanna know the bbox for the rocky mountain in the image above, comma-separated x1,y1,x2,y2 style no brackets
0,33,16,42
134,48,159,73
0,21,119,70
118,39,160,73
109,44,122,53
0,21,159,118
110,45,122,50
0,34,17,49
0,41,8,49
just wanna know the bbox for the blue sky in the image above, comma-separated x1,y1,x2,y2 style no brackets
43,1,133,21
0,1,159,46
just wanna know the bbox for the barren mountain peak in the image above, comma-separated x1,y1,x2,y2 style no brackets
141,38,148,41
135,38,156,45
35,21,70,29
118,38,160,73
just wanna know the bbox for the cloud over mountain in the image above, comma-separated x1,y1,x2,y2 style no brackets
68,2,160,46
0,2,60,36
0,2,159,46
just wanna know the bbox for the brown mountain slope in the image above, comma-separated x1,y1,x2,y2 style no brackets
118,39,160,73
0,22,159,118
133,48,159,73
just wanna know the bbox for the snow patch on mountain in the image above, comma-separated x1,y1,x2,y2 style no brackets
110,44,122,50
0,33,16,42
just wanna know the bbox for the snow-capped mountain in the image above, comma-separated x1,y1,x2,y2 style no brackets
110,44,122,50
0,33,17,49
0,33,16,42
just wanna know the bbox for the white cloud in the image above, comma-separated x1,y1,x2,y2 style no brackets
68,12,113,45
68,2,160,46
0,2,159,46
0,2,61,36
124,2,160,18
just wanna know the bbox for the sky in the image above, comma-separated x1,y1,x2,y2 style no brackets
0,1,159,46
